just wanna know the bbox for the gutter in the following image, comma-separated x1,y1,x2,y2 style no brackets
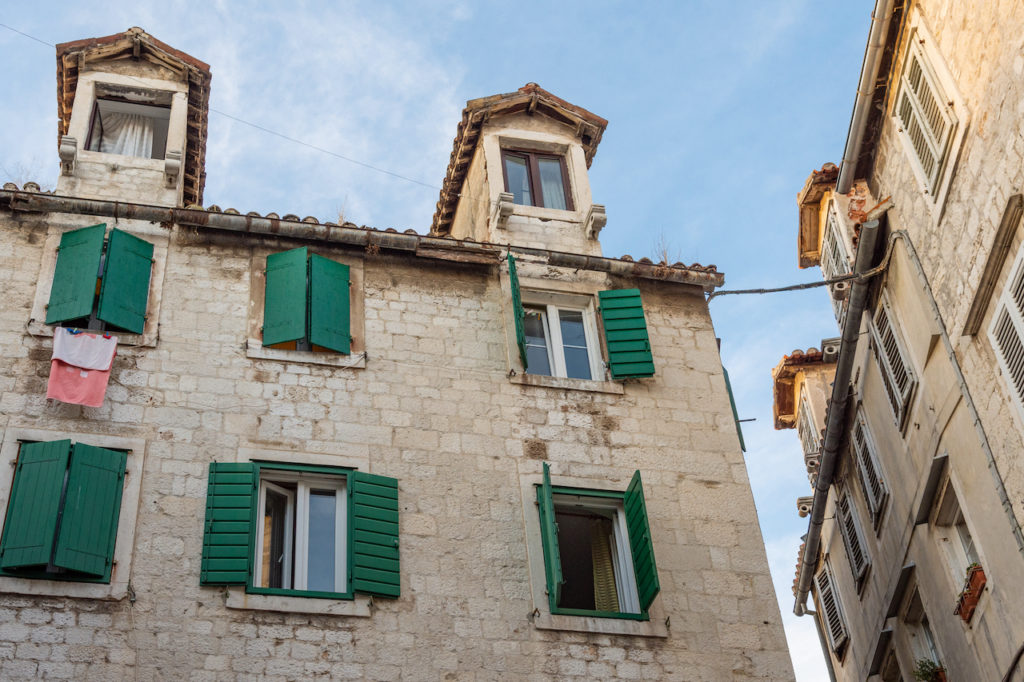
794,215,882,615
836,0,896,195
0,189,724,290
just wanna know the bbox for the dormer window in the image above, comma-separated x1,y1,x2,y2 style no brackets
501,149,574,211
86,95,171,160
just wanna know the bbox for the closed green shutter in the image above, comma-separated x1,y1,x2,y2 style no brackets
537,462,563,610
598,289,655,379
0,440,72,570
349,471,400,598
263,247,308,347
309,254,351,354
53,445,126,579
200,462,255,585
624,470,660,611
46,224,106,324
722,367,747,452
508,253,528,369
97,229,154,334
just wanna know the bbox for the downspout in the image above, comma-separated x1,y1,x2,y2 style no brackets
794,217,882,615
807,609,839,682
836,0,896,195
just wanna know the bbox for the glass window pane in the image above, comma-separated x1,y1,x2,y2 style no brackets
559,310,587,346
564,347,592,380
307,490,336,592
525,309,552,376
504,155,532,206
538,158,568,210
261,488,289,589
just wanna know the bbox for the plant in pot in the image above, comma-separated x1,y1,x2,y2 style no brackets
913,658,946,682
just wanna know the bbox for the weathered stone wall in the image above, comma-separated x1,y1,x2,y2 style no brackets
0,209,793,680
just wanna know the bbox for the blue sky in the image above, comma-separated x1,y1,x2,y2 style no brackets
1,2,872,678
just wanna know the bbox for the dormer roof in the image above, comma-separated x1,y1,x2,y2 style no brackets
55,27,212,207
430,83,607,236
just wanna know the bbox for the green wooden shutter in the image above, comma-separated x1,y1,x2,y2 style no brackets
598,289,655,379
624,470,660,612
349,471,400,598
537,462,563,610
508,253,528,369
263,247,309,347
309,254,351,354
722,367,747,452
96,228,154,334
53,444,126,578
46,224,106,324
200,462,255,585
0,440,72,570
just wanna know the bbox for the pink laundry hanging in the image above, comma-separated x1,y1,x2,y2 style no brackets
46,360,112,408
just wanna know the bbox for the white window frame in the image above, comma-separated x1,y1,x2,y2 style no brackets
870,291,917,430
797,392,820,458
932,476,982,588
988,244,1024,428
551,492,641,615
852,408,889,529
814,559,849,655
821,199,852,326
523,296,604,381
252,470,347,594
835,487,870,590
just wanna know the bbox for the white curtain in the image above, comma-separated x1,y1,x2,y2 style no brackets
538,160,567,210
99,113,154,158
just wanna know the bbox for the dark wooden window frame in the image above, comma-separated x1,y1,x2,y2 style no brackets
501,148,574,211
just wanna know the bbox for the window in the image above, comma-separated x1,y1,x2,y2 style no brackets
262,247,352,354
820,200,852,326
814,559,849,655
870,293,916,429
507,254,656,381
86,98,171,160
45,223,154,335
880,650,904,682
536,463,660,619
894,36,957,194
852,409,889,528
0,440,126,584
201,462,399,600
797,392,820,459
932,478,981,585
903,589,942,670
835,488,870,591
501,149,573,210
989,245,1024,424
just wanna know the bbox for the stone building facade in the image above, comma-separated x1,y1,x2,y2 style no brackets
0,29,794,680
780,2,1024,680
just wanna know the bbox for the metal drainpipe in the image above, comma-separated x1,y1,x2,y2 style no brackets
806,609,838,682
887,231,1024,554
836,0,896,195
794,218,881,615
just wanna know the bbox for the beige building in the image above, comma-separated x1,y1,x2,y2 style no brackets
0,28,794,680
779,2,1024,680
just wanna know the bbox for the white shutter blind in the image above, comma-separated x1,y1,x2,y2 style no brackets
989,251,1024,417
821,203,851,326
871,295,916,428
797,395,819,457
853,410,888,527
836,490,869,583
815,563,849,653
896,42,956,191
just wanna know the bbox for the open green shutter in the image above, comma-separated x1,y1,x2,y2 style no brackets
598,289,655,379
200,462,255,585
53,444,126,578
97,229,154,334
624,470,660,611
349,471,400,598
309,254,351,354
537,462,563,610
0,440,71,570
722,367,747,452
46,224,105,324
263,247,308,347
508,254,528,369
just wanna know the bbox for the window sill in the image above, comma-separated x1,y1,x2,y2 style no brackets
533,611,668,638
508,204,580,222
510,372,623,395
78,149,166,171
225,588,372,617
28,321,153,348
246,340,367,369
0,575,126,601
